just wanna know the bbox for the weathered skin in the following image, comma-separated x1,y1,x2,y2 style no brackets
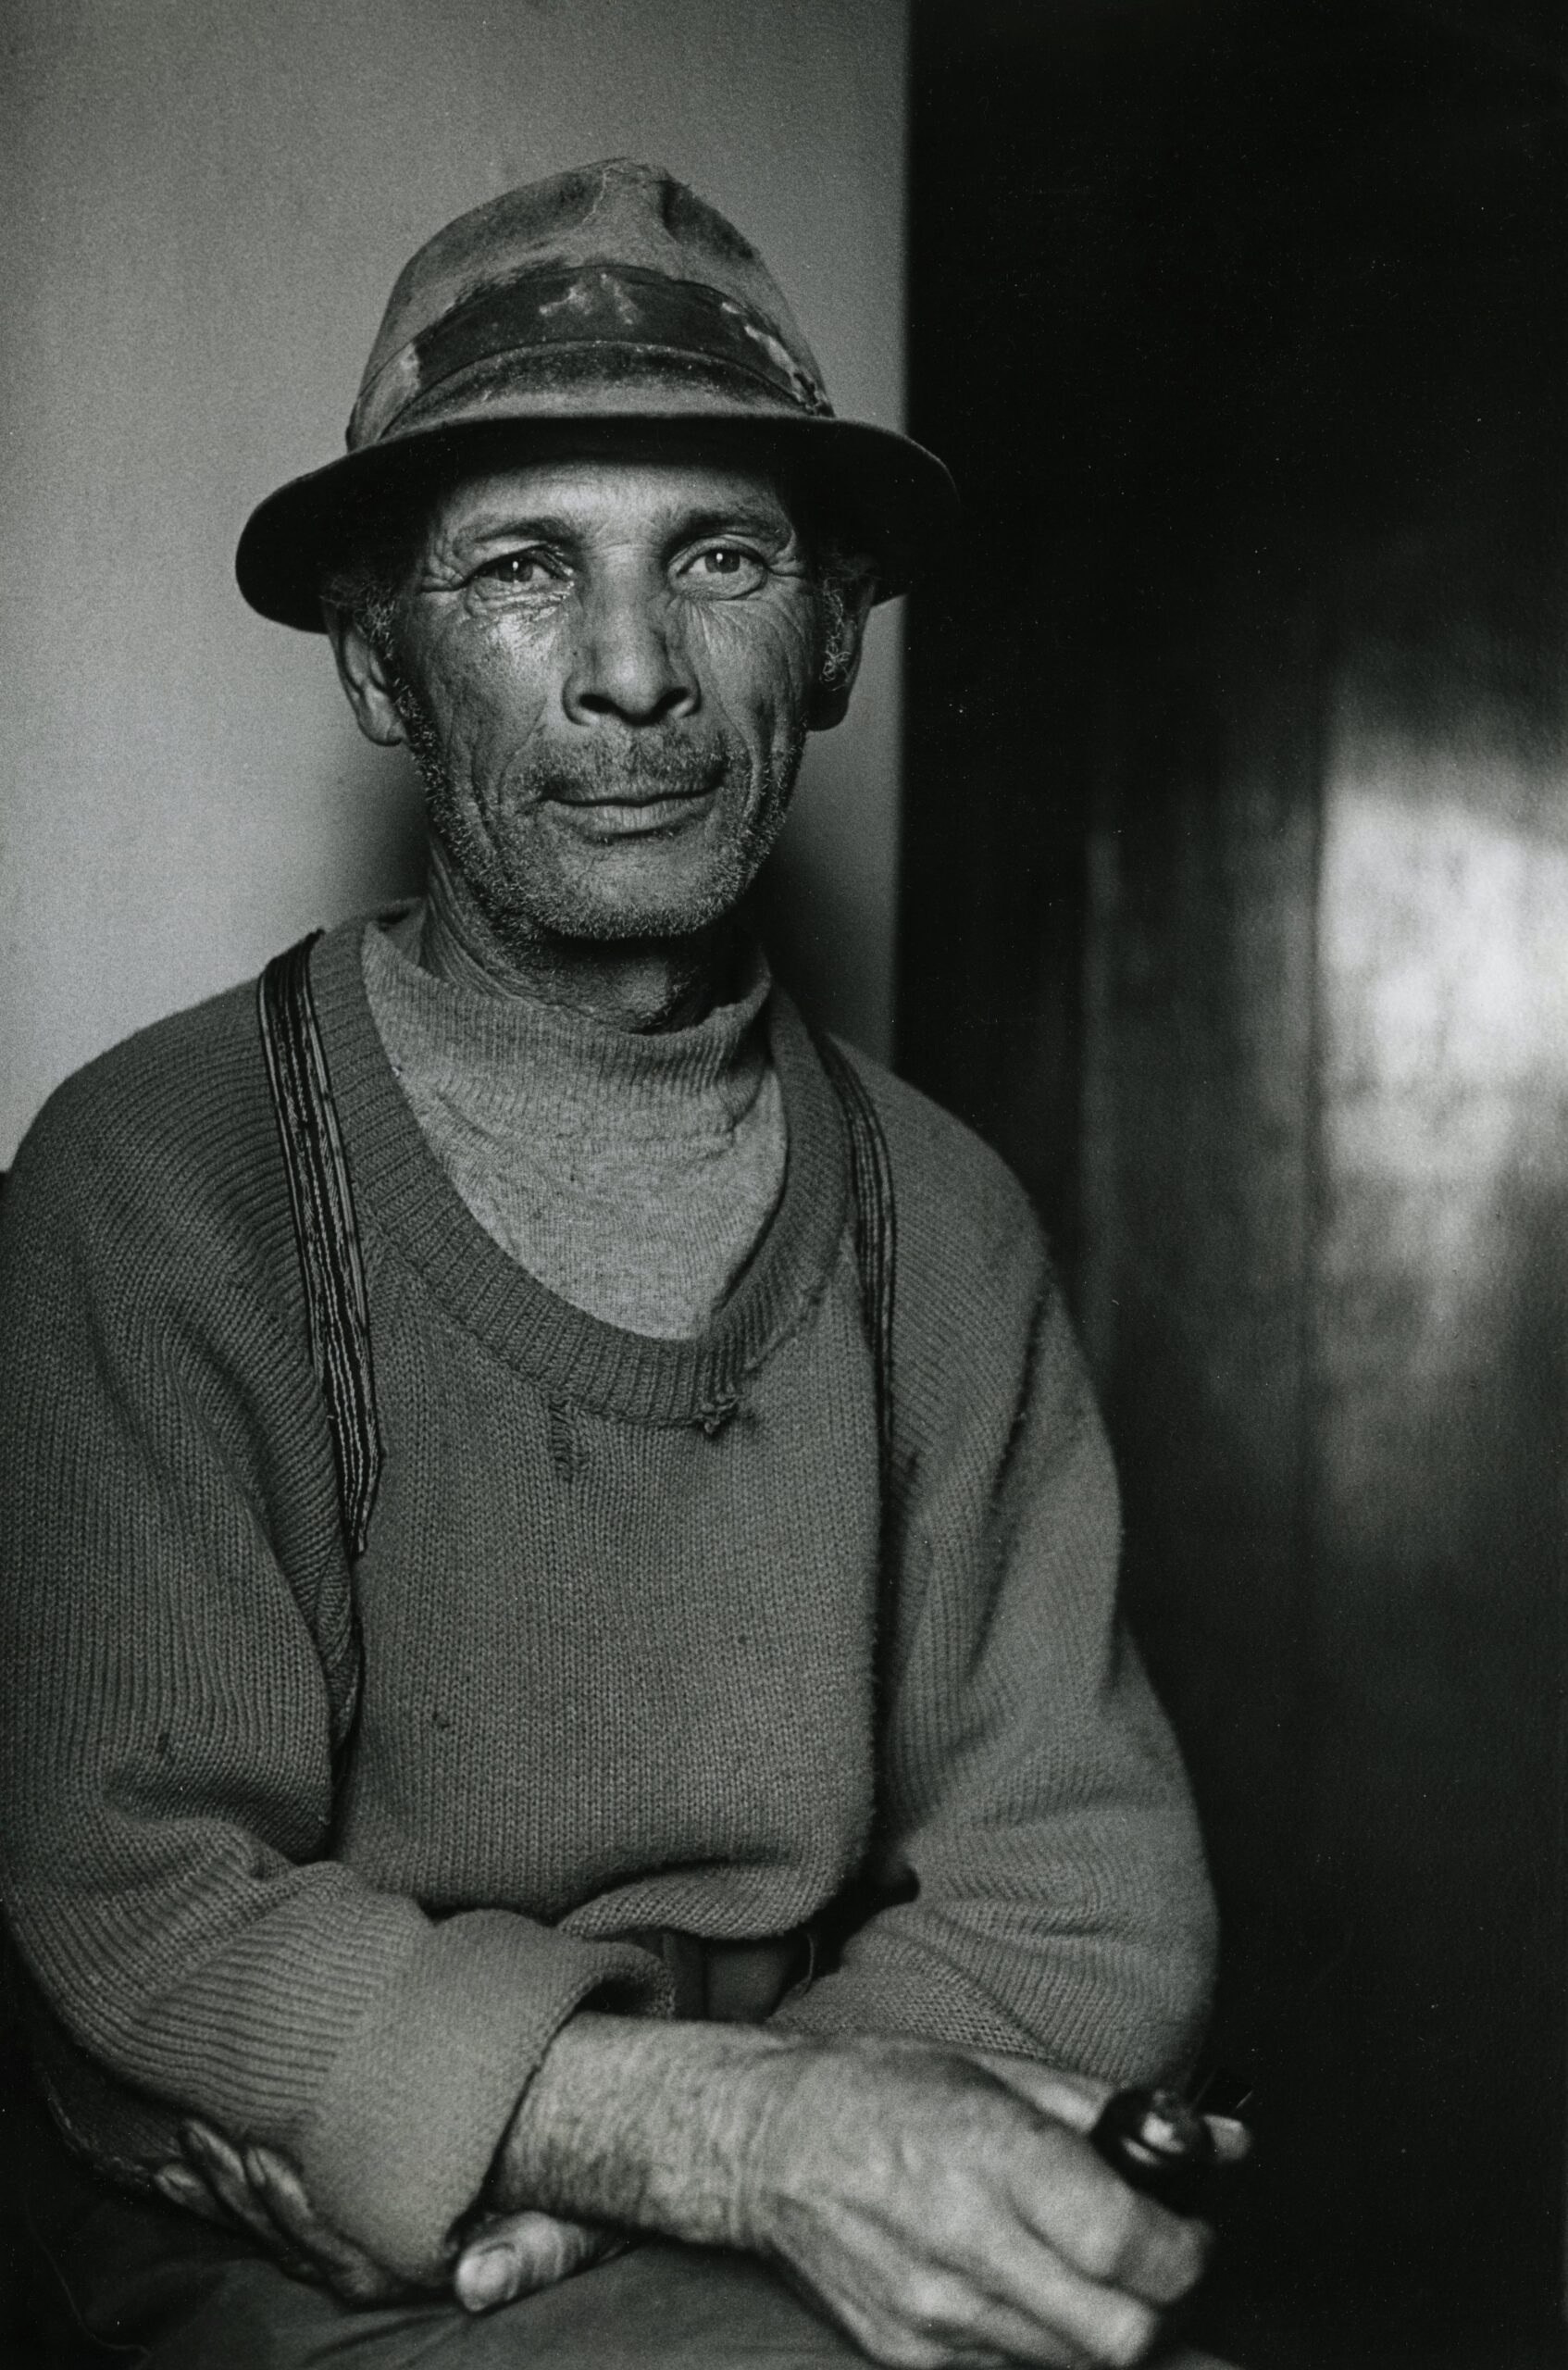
326,453,863,1032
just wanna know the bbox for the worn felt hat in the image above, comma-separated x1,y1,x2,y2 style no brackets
235,158,957,630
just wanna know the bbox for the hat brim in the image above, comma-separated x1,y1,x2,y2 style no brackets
235,408,959,631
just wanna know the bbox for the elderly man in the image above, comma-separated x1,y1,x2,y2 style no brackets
0,163,1225,2369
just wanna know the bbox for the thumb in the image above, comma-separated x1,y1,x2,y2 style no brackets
454,2209,623,2314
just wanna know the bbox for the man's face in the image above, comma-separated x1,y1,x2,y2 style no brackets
359,454,833,944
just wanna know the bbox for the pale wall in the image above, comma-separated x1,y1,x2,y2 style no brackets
0,0,908,1163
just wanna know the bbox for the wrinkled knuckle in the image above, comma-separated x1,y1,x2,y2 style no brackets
901,2266,956,2333
877,2330,946,2370
509,2228,550,2278
1099,2297,1159,2368
546,2231,583,2282
1142,2209,1209,2303
1076,2199,1136,2285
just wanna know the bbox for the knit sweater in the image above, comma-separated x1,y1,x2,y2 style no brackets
361,912,786,1338
0,918,1216,2287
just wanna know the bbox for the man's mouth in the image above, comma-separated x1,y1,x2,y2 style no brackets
548,785,719,841
538,739,729,840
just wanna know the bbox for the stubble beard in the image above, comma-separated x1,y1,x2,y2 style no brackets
382,658,805,949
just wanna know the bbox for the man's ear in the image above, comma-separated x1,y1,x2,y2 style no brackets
321,602,408,747
806,575,877,731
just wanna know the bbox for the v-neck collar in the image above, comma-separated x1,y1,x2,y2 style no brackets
306,917,850,1427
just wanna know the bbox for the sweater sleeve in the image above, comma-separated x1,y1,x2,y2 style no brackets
776,1071,1216,2086
0,1040,668,2285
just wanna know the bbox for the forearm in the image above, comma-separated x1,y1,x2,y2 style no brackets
491,2011,805,2247
486,2015,1206,2367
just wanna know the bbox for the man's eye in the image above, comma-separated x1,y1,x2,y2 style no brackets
681,544,765,592
472,550,559,590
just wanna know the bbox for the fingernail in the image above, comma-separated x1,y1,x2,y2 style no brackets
154,2165,199,2203
457,2247,516,2314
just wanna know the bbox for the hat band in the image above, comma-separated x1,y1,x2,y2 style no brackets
351,263,833,449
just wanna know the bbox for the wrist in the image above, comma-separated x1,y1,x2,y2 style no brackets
707,2027,813,2253
728,2030,861,2257
496,2012,809,2251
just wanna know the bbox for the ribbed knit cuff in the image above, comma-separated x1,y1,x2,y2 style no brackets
301,1912,672,2282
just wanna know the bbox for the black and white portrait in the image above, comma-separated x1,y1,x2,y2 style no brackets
1,7,1563,2368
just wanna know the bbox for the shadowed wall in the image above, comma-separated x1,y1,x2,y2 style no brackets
903,5,1567,2363
0,0,908,1165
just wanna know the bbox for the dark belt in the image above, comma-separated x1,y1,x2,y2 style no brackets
625,1927,815,2024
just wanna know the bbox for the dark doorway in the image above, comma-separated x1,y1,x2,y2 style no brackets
902,6,1568,2363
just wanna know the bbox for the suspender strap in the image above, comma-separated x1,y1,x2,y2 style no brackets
811,1031,898,1509
257,933,383,1560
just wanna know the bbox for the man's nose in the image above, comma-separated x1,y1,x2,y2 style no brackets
562,568,698,726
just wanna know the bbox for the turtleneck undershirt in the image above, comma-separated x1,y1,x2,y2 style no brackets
360,907,787,1341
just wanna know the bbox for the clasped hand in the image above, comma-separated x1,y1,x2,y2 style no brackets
156,2033,1242,2367
154,2127,618,2311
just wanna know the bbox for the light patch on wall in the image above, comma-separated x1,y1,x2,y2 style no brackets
1315,730,1568,1539
1324,750,1568,1089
